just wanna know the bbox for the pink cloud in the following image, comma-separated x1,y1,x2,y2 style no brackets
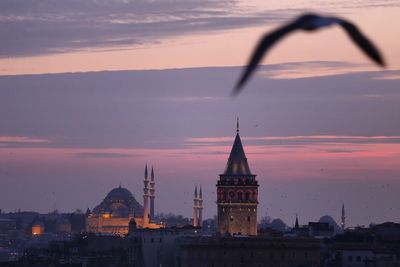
0,136,50,144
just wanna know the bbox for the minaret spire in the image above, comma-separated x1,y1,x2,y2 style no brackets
149,166,155,222
236,117,240,133
143,164,149,225
198,186,203,227
193,185,198,227
295,213,299,229
341,203,346,231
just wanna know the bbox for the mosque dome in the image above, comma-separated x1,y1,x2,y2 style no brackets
105,187,134,201
93,186,143,217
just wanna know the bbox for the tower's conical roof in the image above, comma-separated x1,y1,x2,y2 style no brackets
223,132,252,175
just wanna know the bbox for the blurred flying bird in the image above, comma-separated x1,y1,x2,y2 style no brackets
233,13,386,95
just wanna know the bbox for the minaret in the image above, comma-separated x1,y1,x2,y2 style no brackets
295,213,299,229
143,164,149,225
341,203,346,231
216,118,259,236
193,186,199,227
198,186,203,227
149,166,155,222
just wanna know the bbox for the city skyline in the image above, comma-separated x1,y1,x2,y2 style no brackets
1,0,400,227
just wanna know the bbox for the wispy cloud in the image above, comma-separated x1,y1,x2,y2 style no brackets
258,61,369,80
187,135,400,146
373,73,400,80
0,136,51,146
0,0,293,57
73,152,140,159
160,96,216,102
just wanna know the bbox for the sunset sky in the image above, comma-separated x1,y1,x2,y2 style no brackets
1,0,400,227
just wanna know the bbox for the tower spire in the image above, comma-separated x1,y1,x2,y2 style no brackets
145,164,148,180
223,118,251,175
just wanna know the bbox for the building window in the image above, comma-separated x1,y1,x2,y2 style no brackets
223,192,227,201
247,216,250,222
245,192,250,201
356,256,361,262
348,255,353,262
238,192,243,200
230,216,234,222
151,238,154,243
159,238,162,243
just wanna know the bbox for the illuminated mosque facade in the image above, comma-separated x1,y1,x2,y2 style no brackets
86,165,162,235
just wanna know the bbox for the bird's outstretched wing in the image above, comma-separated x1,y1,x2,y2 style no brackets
232,23,298,95
339,20,385,67
232,13,386,96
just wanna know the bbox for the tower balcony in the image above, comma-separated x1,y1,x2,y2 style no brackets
217,176,258,186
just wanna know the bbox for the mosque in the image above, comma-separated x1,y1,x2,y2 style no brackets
86,165,163,235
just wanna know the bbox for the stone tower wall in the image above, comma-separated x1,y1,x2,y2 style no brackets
217,204,257,235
